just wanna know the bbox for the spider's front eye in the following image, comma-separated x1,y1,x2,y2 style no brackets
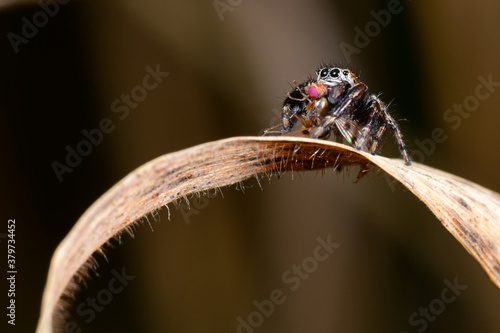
330,68,340,78
320,69,329,78
343,70,349,76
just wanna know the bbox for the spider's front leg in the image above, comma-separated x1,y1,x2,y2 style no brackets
310,82,368,139
361,95,412,166
382,109,412,166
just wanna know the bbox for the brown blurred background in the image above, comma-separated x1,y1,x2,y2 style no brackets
1,0,500,332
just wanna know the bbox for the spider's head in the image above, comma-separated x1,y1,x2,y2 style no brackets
316,67,359,87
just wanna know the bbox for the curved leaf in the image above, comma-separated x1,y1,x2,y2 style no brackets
36,136,500,332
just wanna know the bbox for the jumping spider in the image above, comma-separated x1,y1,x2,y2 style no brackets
280,66,411,166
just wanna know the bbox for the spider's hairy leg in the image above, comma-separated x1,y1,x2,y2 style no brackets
384,111,412,166
369,122,387,154
355,96,383,151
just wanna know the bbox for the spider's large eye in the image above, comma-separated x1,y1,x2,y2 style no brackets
330,68,340,78
320,68,329,78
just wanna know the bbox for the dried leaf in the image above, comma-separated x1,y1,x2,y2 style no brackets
36,136,500,332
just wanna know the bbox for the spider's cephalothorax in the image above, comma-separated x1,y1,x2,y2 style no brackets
280,66,411,166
